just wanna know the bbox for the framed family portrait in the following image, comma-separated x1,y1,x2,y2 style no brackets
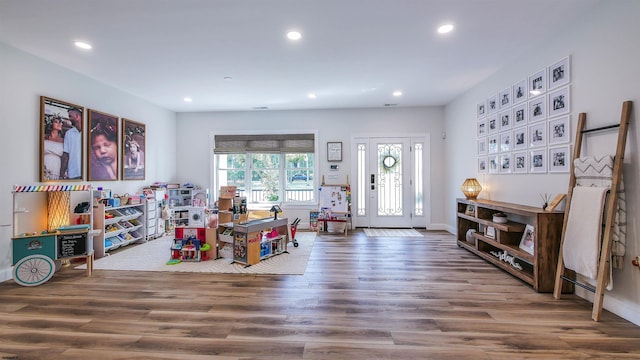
88,109,119,181
500,153,512,174
477,137,487,155
512,79,527,104
512,103,528,128
122,118,146,180
513,151,528,174
519,224,535,255
478,157,488,174
530,149,547,173
528,68,547,96
477,118,487,137
40,96,85,182
477,100,487,119
513,127,528,151
528,96,547,123
529,122,547,148
487,93,498,114
498,87,512,109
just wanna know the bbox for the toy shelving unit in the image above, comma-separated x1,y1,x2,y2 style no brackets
11,184,98,286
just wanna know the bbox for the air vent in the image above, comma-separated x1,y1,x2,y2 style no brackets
252,106,269,110
384,103,398,107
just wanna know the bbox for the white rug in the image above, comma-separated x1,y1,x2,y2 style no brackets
76,231,316,275
363,228,423,237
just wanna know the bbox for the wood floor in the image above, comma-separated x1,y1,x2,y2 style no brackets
1,230,640,359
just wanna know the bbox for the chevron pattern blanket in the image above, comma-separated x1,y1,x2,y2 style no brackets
574,155,626,269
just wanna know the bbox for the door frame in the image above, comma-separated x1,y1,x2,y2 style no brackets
350,133,431,229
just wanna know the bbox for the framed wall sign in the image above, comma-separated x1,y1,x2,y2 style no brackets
327,141,342,162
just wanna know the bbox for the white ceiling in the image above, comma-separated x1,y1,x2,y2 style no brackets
0,0,600,113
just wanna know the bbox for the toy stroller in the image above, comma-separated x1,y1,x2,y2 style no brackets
290,218,301,247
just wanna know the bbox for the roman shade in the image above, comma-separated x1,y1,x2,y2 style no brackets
214,134,315,154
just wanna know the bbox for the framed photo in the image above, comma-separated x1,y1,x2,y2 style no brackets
528,68,547,96
548,56,570,89
548,86,570,118
87,109,119,181
478,157,488,174
486,226,496,239
512,79,527,104
477,137,487,155
465,204,476,216
528,96,547,123
487,134,499,154
500,132,511,152
500,153,512,174
40,96,85,181
548,115,570,144
499,110,512,131
512,103,527,128
477,100,487,119
122,118,146,180
513,151,528,174
530,149,547,173
528,123,547,148
519,224,535,255
513,127,528,150
549,145,570,173
487,94,498,114
477,118,487,137
487,114,499,134
327,141,342,162
488,155,499,174
498,87,512,109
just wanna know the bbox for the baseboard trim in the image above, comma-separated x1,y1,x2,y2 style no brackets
0,267,12,283
575,287,640,326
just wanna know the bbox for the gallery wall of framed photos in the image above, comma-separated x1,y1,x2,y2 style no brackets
476,56,571,175
39,96,146,182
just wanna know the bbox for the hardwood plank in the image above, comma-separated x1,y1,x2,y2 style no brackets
0,229,639,358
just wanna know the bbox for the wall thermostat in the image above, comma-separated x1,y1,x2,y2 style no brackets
329,164,339,171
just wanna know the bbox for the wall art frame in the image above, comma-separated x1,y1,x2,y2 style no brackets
488,155,499,174
528,68,547,96
477,137,487,155
500,153,512,174
513,151,528,174
548,145,570,173
499,110,512,131
519,224,535,255
500,131,512,152
487,93,498,115
548,56,570,89
477,100,487,119
498,87,512,109
530,149,547,173
528,96,547,123
327,141,342,162
513,127,528,150
87,109,119,181
512,103,528,128
548,115,570,145
477,118,487,137
487,114,499,134
487,134,499,154
478,156,488,174
512,78,528,104
548,86,571,118
40,96,85,182
528,122,547,148
122,118,146,180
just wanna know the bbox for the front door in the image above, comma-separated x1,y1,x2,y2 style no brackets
354,137,414,228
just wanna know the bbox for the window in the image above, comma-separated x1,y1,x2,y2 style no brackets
214,133,316,204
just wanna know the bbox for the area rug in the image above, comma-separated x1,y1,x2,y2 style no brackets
363,228,423,237
76,231,316,275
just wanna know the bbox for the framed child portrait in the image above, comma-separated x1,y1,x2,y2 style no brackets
122,118,146,180
88,109,119,181
40,96,85,182
519,224,535,255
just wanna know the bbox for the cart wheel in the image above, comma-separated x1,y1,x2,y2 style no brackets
13,254,56,287
293,241,299,247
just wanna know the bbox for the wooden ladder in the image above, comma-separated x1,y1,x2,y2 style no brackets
553,101,632,321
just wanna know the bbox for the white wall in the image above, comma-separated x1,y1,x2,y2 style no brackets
176,107,447,229
445,0,640,325
0,43,178,281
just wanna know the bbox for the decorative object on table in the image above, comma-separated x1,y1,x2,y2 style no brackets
465,204,476,216
545,194,567,212
485,226,496,239
540,193,551,210
270,205,282,220
465,229,477,243
490,250,523,271
460,178,482,200
492,212,508,224
519,224,535,255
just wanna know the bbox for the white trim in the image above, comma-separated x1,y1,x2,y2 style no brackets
575,287,640,326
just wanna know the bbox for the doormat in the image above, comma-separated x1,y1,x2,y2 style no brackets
76,232,316,275
363,228,423,237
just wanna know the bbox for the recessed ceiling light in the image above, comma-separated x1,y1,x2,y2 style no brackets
437,24,454,34
308,93,317,99
74,41,92,49
184,97,192,102
287,31,302,40
393,91,403,97
223,76,233,81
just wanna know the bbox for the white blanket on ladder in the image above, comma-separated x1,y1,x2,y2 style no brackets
563,186,609,282
574,155,626,269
